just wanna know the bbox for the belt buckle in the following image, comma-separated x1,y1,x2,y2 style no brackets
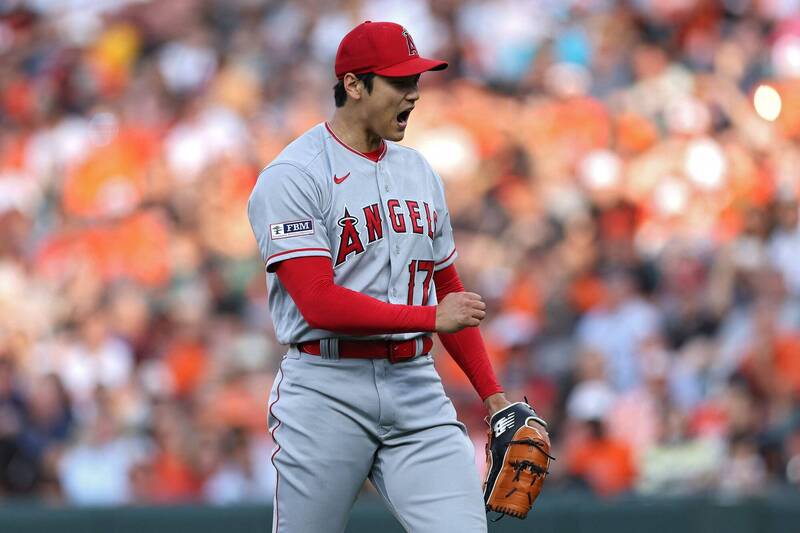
387,340,414,364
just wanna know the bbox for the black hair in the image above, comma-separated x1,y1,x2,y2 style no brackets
333,73,376,107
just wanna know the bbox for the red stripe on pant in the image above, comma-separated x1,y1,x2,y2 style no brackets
269,362,286,532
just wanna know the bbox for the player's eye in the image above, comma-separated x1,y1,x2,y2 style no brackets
388,75,419,90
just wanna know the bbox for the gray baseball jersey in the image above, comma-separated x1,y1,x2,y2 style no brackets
247,122,457,345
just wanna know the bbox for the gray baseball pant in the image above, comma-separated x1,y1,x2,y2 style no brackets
268,347,488,533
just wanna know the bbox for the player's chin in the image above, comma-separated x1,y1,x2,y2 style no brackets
385,129,405,142
385,120,408,141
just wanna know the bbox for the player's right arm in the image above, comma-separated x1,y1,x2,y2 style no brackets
248,164,482,335
275,257,484,334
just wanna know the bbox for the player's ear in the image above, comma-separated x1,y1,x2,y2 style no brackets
342,73,364,102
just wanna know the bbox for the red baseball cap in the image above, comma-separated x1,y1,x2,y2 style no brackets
335,21,448,80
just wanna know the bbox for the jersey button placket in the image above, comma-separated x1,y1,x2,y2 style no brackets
379,163,389,192
391,242,401,301
377,163,398,303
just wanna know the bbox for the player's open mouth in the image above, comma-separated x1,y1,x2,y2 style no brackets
396,108,412,128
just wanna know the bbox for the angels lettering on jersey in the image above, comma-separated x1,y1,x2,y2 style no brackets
336,199,438,266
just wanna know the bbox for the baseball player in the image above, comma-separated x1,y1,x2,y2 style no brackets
248,21,513,532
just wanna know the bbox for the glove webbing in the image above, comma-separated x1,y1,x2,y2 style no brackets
489,435,556,522
508,437,556,463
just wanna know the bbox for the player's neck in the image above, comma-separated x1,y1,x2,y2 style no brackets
328,112,383,154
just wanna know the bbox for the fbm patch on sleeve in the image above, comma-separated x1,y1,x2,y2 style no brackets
270,219,315,240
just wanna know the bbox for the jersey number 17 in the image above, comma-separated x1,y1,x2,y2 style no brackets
407,260,435,305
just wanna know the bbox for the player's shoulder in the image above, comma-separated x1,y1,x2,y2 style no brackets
386,142,444,189
385,141,423,160
261,123,329,181
385,142,436,172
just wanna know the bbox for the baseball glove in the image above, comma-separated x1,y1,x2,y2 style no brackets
483,401,553,519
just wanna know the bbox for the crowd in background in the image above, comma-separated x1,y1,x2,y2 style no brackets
1,0,800,505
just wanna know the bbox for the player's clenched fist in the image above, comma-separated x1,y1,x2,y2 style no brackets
435,292,487,333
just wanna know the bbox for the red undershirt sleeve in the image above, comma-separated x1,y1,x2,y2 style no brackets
275,256,436,335
434,264,504,401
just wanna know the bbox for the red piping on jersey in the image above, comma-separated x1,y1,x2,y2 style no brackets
325,122,387,162
435,248,457,266
269,362,286,532
267,247,331,263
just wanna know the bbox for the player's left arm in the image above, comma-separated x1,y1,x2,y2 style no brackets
428,164,509,412
434,265,509,412
429,173,551,517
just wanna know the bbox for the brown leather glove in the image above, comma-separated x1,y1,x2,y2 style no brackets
483,401,553,519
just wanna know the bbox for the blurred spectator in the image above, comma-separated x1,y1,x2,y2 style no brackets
0,357,33,495
607,346,672,459
144,399,203,504
786,428,800,487
565,419,637,497
565,350,616,423
17,374,73,472
768,199,800,297
637,407,725,496
719,434,767,497
203,427,275,505
57,312,134,413
575,269,660,391
57,406,139,505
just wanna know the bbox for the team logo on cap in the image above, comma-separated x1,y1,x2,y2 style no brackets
401,29,418,56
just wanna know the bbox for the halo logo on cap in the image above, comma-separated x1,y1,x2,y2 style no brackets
401,29,418,56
